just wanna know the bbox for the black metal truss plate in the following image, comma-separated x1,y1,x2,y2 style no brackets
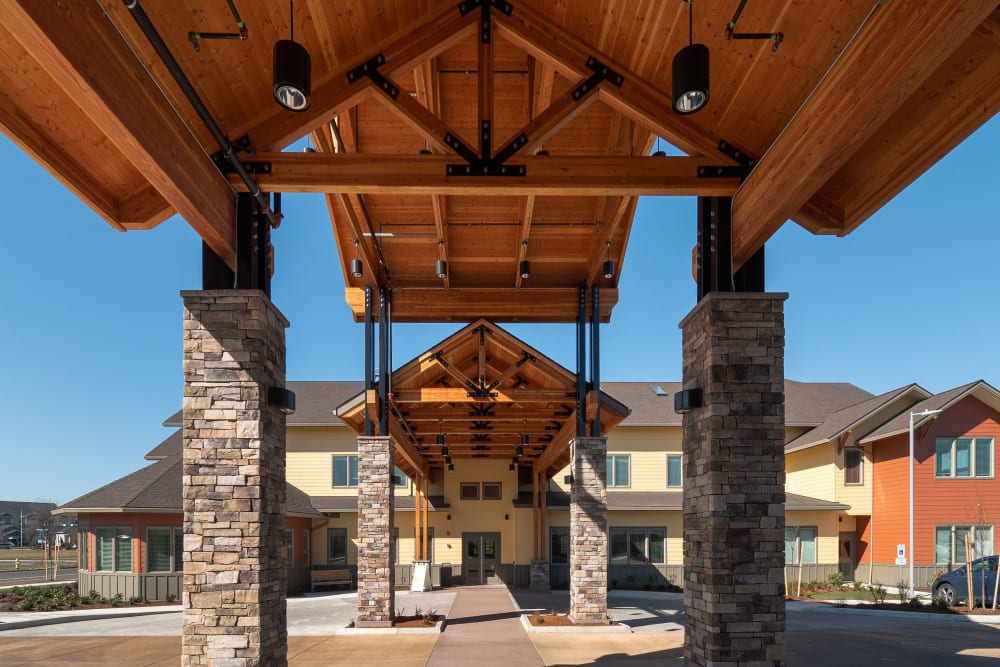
447,162,526,176
211,134,257,171
458,0,512,16
585,56,624,87
698,165,746,179
346,53,386,84
717,139,758,170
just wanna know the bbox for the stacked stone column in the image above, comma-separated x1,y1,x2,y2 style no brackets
181,290,289,666
569,436,608,623
356,435,395,627
680,292,787,666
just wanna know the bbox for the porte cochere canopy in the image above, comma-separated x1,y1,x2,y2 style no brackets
1,1,997,322
335,319,629,479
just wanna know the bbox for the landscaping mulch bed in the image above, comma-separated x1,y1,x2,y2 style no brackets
0,584,176,612
393,614,442,628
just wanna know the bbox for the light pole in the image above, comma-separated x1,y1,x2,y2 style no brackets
909,408,943,598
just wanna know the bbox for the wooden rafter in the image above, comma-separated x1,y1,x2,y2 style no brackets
366,76,475,156
4,0,236,266
391,388,573,404
412,58,450,287
311,124,379,288
492,1,845,235
731,0,996,267
344,286,616,323
234,153,740,197
240,4,477,152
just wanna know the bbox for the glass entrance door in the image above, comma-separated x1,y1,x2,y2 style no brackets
462,532,501,584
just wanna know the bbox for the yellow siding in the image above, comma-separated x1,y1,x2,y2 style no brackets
785,443,835,500
550,425,682,492
438,459,520,562
286,426,415,497
787,510,839,564
834,444,872,515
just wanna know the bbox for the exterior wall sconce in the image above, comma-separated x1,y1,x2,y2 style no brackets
672,0,709,114
674,388,703,414
268,386,296,415
564,474,573,485
272,2,311,111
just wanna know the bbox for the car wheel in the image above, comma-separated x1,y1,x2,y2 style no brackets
936,583,956,606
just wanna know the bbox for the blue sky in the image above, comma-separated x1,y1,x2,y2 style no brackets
1,115,997,504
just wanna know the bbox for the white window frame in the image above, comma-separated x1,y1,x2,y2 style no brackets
666,454,683,488
332,455,359,487
607,454,631,488
146,526,183,573
608,526,666,565
935,437,994,479
935,524,994,565
784,525,818,564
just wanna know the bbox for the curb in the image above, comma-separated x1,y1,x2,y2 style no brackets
789,601,1000,625
519,613,631,633
0,606,181,632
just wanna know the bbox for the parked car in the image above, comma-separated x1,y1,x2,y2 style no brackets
0,542,14,549
932,556,998,606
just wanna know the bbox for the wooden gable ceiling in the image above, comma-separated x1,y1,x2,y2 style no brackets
1,1,997,321
335,319,628,478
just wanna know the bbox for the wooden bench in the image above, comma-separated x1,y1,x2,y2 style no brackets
311,568,353,592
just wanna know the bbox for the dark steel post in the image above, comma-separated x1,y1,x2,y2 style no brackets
590,285,601,437
696,196,733,299
378,286,390,437
576,286,586,437
734,245,766,292
364,285,374,436
201,241,233,290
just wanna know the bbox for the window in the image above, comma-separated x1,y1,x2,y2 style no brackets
606,455,630,487
96,526,132,572
460,483,480,500
327,528,347,566
609,527,665,564
550,527,569,564
935,438,993,478
303,529,310,567
147,527,184,572
393,467,408,487
482,482,502,500
333,455,359,487
667,455,682,488
844,448,863,485
784,526,817,564
935,524,994,565
284,529,294,567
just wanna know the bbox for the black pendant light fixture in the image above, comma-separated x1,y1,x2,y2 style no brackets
436,239,447,279
273,0,311,112
519,240,531,280
602,240,616,279
350,239,363,278
672,0,709,115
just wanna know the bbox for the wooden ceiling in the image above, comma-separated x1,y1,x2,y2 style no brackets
1,1,997,322
335,319,628,478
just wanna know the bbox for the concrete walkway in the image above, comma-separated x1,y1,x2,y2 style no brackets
427,586,542,667
2,589,1000,665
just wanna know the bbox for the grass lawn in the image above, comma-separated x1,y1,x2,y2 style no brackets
0,548,76,571
805,590,877,601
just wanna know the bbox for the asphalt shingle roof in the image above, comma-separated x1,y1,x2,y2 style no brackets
784,384,928,453
859,381,985,443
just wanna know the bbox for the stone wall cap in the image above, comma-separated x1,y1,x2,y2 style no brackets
677,292,789,329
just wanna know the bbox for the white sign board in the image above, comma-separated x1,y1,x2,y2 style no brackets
895,557,907,565
410,560,432,592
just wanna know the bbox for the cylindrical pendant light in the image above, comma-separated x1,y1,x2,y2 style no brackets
672,1,709,115
273,2,311,111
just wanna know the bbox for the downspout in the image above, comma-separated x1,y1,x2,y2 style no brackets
120,1,277,228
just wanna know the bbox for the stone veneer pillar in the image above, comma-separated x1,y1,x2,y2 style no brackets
356,435,395,626
529,560,551,591
181,290,289,667
680,292,787,666
569,436,608,623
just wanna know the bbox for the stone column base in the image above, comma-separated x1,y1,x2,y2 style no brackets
569,436,609,624
356,436,395,626
529,560,551,591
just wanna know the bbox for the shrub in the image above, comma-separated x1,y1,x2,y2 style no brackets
166,593,177,603
826,570,845,590
869,582,887,604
